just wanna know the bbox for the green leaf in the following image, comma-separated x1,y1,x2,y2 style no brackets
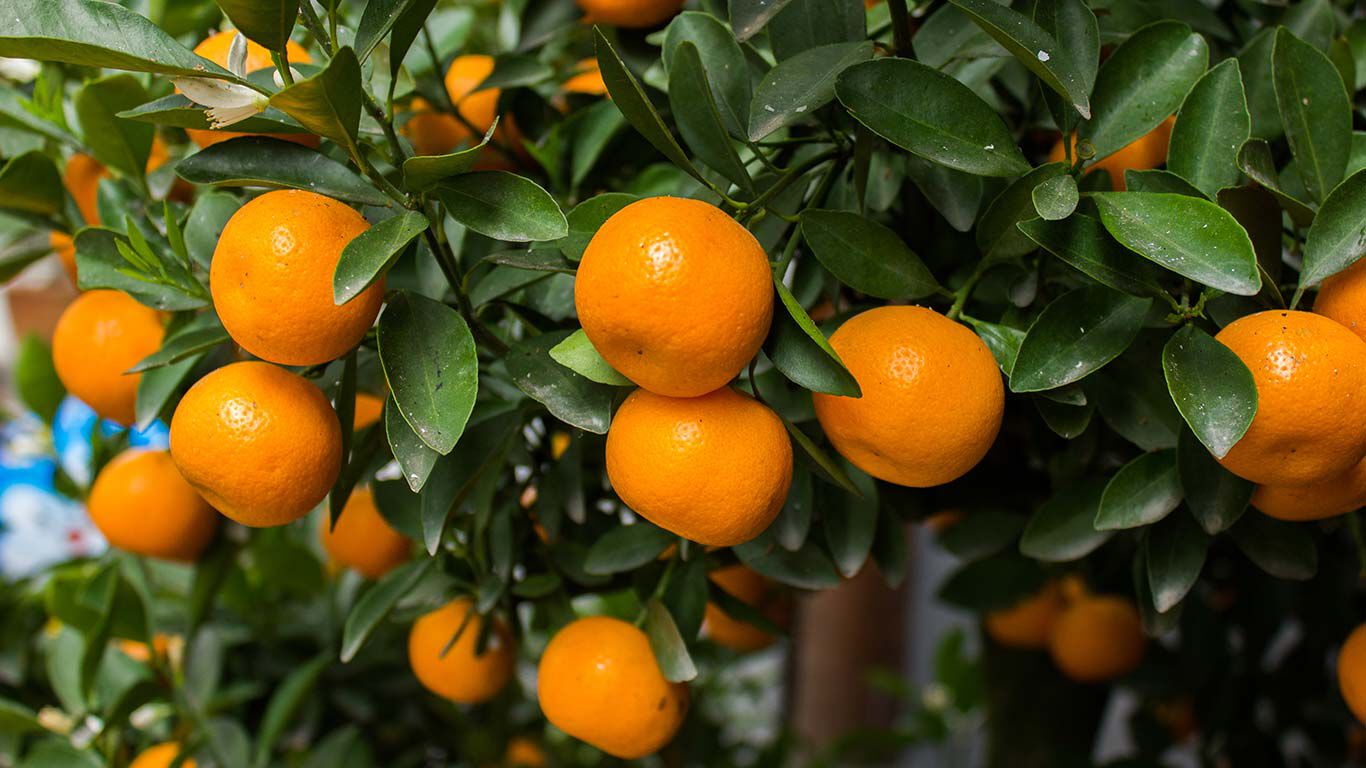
904,154,983,233
354,0,421,62
730,0,796,43
253,653,327,768
768,0,864,61
1018,215,1165,297
507,330,614,434
668,42,753,194
644,599,697,683
735,534,841,590
1019,479,1112,561
836,58,1031,177
270,46,362,156
377,292,479,455
18,741,103,768
1161,325,1257,459
385,395,439,492
559,193,636,262
950,0,1091,119
401,121,496,191
1230,513,1317,580
1030,0,1100,132
1273,27,1352,205
0,698,40,735
341,558,433,662
1123,168,1207,198
75,75,153,187
185,191,243,269
938,554,1046,612
1081,21,1208,161
1094,450,1182,530
119,94,305,134
1299,169,1366,288
1092,192,1260,295
800,209,939,300
748,42,872,142
936,509,1026,562
1236,138,1316,228
75,228,208,311
1010,285,1151,393
823,464,877,578
976,163,1067,260
1031,174,1079,221
583,522,674,575
965,317,1026,376
483,248,575,274
1145,510,1207,613
0,151,62,216
217,0,301,52
334,211,427,305
436,172,568,243
129,324,229,373
1168,60,1250,199
387,0,438,78
764,280,861,397
1035,396,1093,439
663,12,752,140
549,329,632,386
176,136,387,206
1177,428,1251,535
15,335,64,424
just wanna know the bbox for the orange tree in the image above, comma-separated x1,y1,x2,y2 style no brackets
0,0,1363,766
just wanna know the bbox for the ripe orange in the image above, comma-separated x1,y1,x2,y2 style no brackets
408,597,515,704
49,231,77,284
812,306,1004,487
354,391,385,431
1315,258,1366,343
1048,595,1146,683
1048,116,1175,191
187,31,317,149
444,55,500,135
211,189,381,366
984,581,1065,650
576,0,684,28
88,449,218,562
1215,310,1366,485
575,197,773,397
401,97,467,156
703,565,786,652
63,153,107,226
52,290,165,426
130,743,195,768
169,361,342,527
320,487,410,579
606,387,791,546
1341,624,1366,725
562,58,607,96
1251,457,1366,522
537,615,689,759
502,738,547,768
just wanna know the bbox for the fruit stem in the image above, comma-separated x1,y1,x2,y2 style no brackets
297,2,334,60
739,148,840,222
887,0,913,59
947,258,990,320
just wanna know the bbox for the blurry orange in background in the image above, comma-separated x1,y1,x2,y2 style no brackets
1048,116,1175,191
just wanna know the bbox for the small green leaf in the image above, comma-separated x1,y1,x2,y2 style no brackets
662,12,752,140
644,599,697,683
1094,450,1182,530
668,42,753,194
764,280,861,397
1177,428,1251,535
938,554,1046,612
904,155,983,233
1230,513,1317,580
1236,138,1316,228
549,329,633,386
269,46,363,156
253,653,328,768
1299,168,1366,288
748,41,873,142
800,209,939,299
377,292,479,455
583,522,675,575
1018,215,1165,297
15,335,64,424
75,74,153,186
401,120,497,191
1019,479,1113,562
559,193,636,262
436,172,568,243
1273,27,1352,205
1031,174,1079,221
1168,59,1250,198
1145,510,1208,613
950,0,1091,119
507,330,614,434
1010,285,1151,393
823,463,877,578
976,163,1067,260
1161,324,1257,458
217,0,301,52
384,396,439,492
175,136,388,206
964,317,1026,376
334,211,428,305
129,325,229,373
341,559,433,662
75,229,208,311
0,151,62,216
119,94,305,134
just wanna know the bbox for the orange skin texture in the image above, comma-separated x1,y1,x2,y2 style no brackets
52,290,165,426
984,581,1065,650
211,190,381,366
703,565,787,652
320,487,410,579
575,197,774,397
606,387,792,547
63,153,107,226
1048,595,1146,683
1214,310,1366,486
187,32,318,149
1048,116,1175,191
1341,624,1366,725
812,306,1004,488
88,450,218,562
502,738,547,767
537,616,689,759
170,361,341,527
576,0,684,28
354,391,385,431
1252,457,1366,522
1315,258,1366,343
130,743,196,768
49,231,77,284
408,597,515,704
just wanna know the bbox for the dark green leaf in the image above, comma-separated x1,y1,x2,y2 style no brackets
730,0,796,43
1235,138,1316,228
75,228,208,310
668,42,752,193
334,211,427,305
823,463,877,578
377,292,479,455
1095,450,1182,530
119,94,304,134
15,335,64,424
764,280,861,397
663,12,752,140
401,121,496,191
800,209,939,299
1145,510,1207,613
253,653,328,768
1031,174,1079,220
1177,428,1251,535
904,154,983,232
735,534,841,589
269,46,362,156
1162,324,1257,458
938,554,1046,612
1230,513,1317,580
436,172,568,243
583,522,674,575
1299,169,1366,288
936,509,1026,561
341,559,433,662
1019,215,1165,297
1019,478,1112,561
559,193,636,262
1168,59,1250,198
384,396,439,492
75,75,153,185
1273,27,1352,205
950,0,1091,118
768,0,864,60
748,42,872,142
965,317,1025,376
216,0,301,52
0,151,62,216
176,136,387,206
129,325,229,373
644,599,697,683
1010,285,1151,393
507,330,614,434
976,163,1067,260
1123,168,1208,198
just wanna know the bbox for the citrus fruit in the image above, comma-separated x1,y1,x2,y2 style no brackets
170,361,342,527
401,97,467,156
320,487,410,579
574,196,773,397
1315,258,1366,343
561,58,607,96
812,306,1004,487
1251,457,1366,522
63,153,107,226
984,581,1065,650
187,31,317,149
210,189,381,366
576,0,684,28
502,738,547,768
130,743,195,768
49,231,77,284
116,633,178,665
537,615,688,759
606,387,791,546
1340,623,1366,725
52,289,165,426
1048,595,1146,683
408,597,515,704
1214,310,1366,485
444,55,500,134
88,449,218,562
354,391,385,431
1048,116,1174,191
703,565,787,652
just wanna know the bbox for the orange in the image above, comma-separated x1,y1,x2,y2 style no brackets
116,633,178,664
63,153,107,226
537,615,688,759
49,231,77,284
210,190,381,366
170,361,342,527
187,31,317,149
408,597,515,703
1048,595,1146,683
574,197,773,397
562,58,607,96
52,290,165,425
320,487,410,578
444,55,524,168
550,431,571,460
1251,457,1366,522
812,306,1004,487
130,743,196,768
503,738,547,768
401,97,467,156
606,387,791,546
1341,624,1366,725
88,449,217,562
1215,310,1366,485
1048,116,1174,191
703,565,786,652
354,391,385,431
576,0,684,28
984,581,1065,650
1315,258,1366,343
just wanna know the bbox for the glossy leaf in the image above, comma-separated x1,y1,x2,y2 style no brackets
1018,215,1165,297
1010,285,1151,393
730,0,797,42
436,172,568,243
385,395,439,492
1177,428,1251,535
662,13,751,140
644,599,697,683
507,331,614,434
767,0,864,60
1031,174,1079,221
1094,450,1182,530
1146,510,1208,613
175,136,387,206
270,46,363,156
1230,513,1317,581
668,42,753,193
401,121,496,191
377,292,479,455
1019,479,1112,562
951,0,1091,118
583,522,675,575
764,280,861,397
0,151,62,216
976,163,1067,261
1299,169,1366,288
749,42,873,142
559,193,636,262
549,330,632,386
340,559,433,662
129,325,229,373
74,229,208,311
75,75,153,185
1168,59,1250,198
904,155,983,233
800,209,939,300
334,211,428,305
1236,138,1316,228
216,0,300,52
1162,324,1257,458
1273,27,1351,205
